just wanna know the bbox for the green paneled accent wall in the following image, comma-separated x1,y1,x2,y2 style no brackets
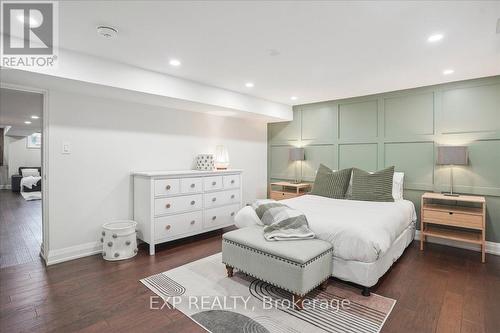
268,76,500,242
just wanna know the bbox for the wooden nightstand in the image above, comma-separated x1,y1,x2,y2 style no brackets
420,192,486,262
269,182,311,201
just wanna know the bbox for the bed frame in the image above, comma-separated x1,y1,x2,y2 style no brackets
331,222,416,296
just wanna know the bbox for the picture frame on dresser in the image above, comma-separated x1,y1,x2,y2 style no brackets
133,169,243,255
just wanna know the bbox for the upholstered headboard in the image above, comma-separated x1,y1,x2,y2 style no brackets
18,167,42,175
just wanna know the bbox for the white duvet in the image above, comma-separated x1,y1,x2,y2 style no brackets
235,195,417,263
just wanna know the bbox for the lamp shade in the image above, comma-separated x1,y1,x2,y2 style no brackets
289,147,305,161
437,146,468,165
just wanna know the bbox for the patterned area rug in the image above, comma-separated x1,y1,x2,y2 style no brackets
141,253,395,333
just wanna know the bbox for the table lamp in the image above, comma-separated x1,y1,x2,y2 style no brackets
436,146,468,196
289,147,305,184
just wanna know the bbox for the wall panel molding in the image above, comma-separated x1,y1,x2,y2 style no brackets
268,75,500,241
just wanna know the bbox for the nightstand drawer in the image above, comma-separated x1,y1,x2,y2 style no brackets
423,209,483,230
270,191,300,201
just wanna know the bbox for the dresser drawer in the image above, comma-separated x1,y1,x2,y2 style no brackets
154,194,202,216
223,175,240,189
180,177,203,194
204,189,240,208
154,179,180,196
204,204,240,229
204,176,223,191
423,209,483,230
155,211,203,240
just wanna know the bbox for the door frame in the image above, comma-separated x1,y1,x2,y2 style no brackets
1,82,50,265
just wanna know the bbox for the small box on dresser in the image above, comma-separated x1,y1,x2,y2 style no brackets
133,169,243,255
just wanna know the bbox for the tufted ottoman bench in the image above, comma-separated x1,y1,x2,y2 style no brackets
222,226,333,309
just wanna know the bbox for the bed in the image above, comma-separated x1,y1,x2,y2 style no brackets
234,194,417,292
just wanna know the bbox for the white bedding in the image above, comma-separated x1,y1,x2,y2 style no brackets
235,194,417,263
20,176,42,191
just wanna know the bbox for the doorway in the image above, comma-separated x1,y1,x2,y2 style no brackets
0,87,46,268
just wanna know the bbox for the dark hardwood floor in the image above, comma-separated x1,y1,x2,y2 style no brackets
1,189,499,332
0,190,42,268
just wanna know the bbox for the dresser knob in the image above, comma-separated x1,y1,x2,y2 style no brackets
166,203,171,208
125,240,131,246
191,200,195,205
212,181,216,186
166,185,171,190
212,197,216,202
112,233,117,238
166,225,171,230
212,216,217,220
231,180,235,184
190,220,195,225
231,212,235,217
231,195,235,199
190,183,195,188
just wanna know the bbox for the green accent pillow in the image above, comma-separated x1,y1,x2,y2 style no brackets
350,166,395,202
311,164,352,199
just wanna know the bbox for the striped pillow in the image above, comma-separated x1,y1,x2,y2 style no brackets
311,164,352,199
350,166,395,202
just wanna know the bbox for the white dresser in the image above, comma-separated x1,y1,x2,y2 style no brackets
133,169,243,255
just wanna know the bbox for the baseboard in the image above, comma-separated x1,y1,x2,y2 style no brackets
0,185,12,190
415,230,500,256
46,241,102,265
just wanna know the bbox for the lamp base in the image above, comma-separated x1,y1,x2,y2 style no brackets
216,167,228,170
441,192,460,197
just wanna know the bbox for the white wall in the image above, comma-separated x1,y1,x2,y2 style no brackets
46,89,267,263
7,136,41,180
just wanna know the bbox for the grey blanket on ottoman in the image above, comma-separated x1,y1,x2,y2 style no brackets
254,200,315,241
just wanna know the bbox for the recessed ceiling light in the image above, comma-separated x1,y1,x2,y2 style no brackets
245,82,254,88
290,96,298,101
17,14,38,26
169,59,181,66
443,69,454,75
31,115,39,119
24,121,32,124
427,34,444,43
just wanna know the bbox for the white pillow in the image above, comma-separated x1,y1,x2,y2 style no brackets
21,168,40,177
392,172,404,201
345,170,404,200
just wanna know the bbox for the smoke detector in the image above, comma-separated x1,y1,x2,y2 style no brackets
97,26,118,39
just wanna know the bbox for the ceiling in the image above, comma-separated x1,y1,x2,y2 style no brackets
0,88,43,137
22,1,500,104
